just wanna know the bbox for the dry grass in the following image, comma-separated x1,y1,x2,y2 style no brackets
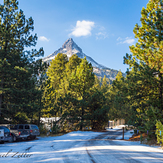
128,133,148,141
127,133,160,146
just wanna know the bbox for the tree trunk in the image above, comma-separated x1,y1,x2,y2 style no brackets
38,93,41,127
80,106,84,130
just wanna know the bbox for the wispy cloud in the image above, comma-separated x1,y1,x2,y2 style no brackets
95,25,109,40
38,36,50,42
70,20,95,37
123,37,135,44
117,37,122,41
96,32,108,40
117,37,135,45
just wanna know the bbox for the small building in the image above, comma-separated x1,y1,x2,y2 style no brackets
40,117,60,130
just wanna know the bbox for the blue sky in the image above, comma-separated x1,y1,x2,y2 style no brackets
1,0,149,73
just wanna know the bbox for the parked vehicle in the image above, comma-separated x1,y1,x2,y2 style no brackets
8,124,40,141
0,126,13,143
0,128,5,144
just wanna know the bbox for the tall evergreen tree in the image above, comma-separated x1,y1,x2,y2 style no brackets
101,75,110,96
44,53,68,117
0,0,44,123
124,0,163,112
93,75,101,91
46,53,68,93
34,59,48,126
108,71,126,120
87,89,109,130
69,57,95,130
122,0,163,134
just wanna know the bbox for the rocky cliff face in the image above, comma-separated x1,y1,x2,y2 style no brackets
42,38,125,81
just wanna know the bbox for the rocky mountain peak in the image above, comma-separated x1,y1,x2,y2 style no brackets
62,38,73,48
62,38,82,53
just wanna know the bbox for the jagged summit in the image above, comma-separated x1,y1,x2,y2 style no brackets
62,38,82,53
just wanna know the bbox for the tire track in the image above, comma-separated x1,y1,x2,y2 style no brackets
106,139,163,162
85,130,142,163
50,139,84,163
86,147,96,163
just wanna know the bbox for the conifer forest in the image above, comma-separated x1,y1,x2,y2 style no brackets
0,0,163,142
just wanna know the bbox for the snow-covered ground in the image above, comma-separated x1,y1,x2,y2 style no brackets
0,128,163,163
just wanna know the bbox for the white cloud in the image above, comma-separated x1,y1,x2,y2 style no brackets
117,37,122,41
96,32,108,40
99,26,105,31
117,37,135,45
70,20,95,37
123,37,135,44
95,25,108,40
38,36,50,42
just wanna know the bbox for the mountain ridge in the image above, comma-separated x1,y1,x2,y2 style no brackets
42,38,125,81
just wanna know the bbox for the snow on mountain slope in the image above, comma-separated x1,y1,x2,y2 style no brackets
43,38,106,69
42,38,124,80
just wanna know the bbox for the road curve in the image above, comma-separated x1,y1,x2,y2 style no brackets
85,130,163,163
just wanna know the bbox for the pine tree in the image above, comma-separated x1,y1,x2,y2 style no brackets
69,57,94,97
122,0,163,133
87,89,109,130
101,75,110,95
93,76,101,91
44,53,68,117
69,57,95,130
34,59,48,126
0,0,44,123
66,54,82,75
46,53,68,93
124,0,163,112
108,71,126,120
